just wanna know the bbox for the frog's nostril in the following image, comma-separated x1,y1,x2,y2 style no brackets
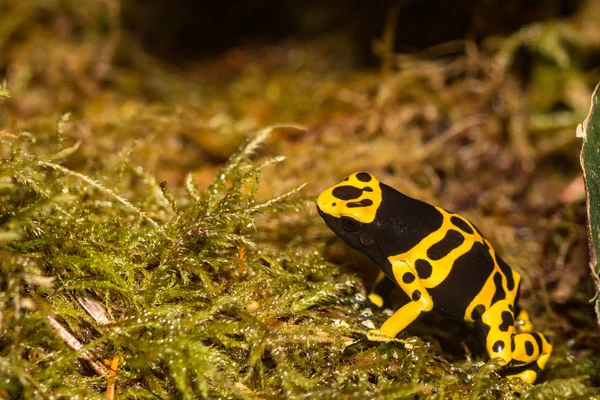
332,202,336,206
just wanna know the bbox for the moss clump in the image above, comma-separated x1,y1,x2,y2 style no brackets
1,125,345,398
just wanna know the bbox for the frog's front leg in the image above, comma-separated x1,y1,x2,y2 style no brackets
366,260,433,341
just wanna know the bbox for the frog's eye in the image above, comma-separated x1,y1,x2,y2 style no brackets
341,217,362,232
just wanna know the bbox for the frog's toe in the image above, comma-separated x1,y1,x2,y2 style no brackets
365,329,395,342
343,335,370,351
342,329,395,352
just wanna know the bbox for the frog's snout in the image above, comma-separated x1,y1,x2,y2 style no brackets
316,189,339,218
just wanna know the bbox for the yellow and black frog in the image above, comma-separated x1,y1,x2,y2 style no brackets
317,172,552,384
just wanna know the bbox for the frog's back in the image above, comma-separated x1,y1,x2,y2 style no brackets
382,186,521,322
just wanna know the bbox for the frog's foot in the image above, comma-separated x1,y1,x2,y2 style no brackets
365,329,395,342
499,355,549,385
343,329,397,352
500,367,537,386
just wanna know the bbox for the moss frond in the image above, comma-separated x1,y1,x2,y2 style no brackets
1,125,370,399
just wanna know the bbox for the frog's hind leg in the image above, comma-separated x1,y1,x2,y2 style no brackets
473,299,517,368
499,331,552,384
474,300,552,384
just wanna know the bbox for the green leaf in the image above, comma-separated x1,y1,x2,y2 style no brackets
578,81,600,327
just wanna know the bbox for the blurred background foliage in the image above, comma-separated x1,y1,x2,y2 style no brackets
1,0,600,398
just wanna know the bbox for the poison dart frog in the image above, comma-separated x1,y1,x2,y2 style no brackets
316,172,552,384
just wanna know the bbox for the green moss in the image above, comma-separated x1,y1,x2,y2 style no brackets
0,126,352,398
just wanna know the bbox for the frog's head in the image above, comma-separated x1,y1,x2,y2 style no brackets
317,172,384,262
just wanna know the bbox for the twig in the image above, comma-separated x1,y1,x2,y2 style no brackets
379,1,402,75
0,130,17,140
47,315,109,376
407,115,486,162
78,296,113,325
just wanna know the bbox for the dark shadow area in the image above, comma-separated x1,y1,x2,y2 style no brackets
122,0,583,64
